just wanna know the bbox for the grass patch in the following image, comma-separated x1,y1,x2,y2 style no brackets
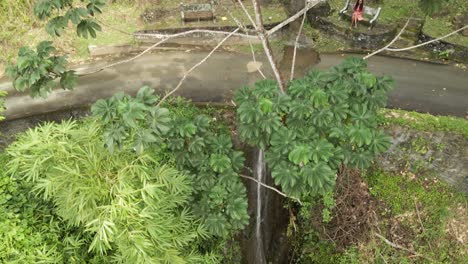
364,169,467,263
143,0,287,30
327,0,423,24
1,1,145,65
425,16,468,47
379,109,468,138
304,23,350,53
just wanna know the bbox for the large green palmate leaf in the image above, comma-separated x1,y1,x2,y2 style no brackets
77,19,102,38
368,130,392,155
45,16,68,36
86,0,105,16
301,162,336,195
310,140,335,163
66,7,88,24
288,145,312,166
270,127,296,155
209,154,231,173
348,125,373,147
149,107,171,134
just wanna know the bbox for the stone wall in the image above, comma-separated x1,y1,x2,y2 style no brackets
378,125,468,193
134,23,287,46
419,32,468,63
312,17,397,49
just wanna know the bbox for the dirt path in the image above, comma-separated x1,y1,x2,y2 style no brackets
1,50,467,120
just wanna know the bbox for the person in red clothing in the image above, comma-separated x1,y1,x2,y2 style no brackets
351,0,365,28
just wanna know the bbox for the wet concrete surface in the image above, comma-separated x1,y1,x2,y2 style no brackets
0,49,467,120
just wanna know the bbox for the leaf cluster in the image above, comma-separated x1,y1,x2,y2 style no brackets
0,153,104,263
235,57,393,198
35,0,104,38
6,41,77,98
167,113,249,238
6,120,213,263
92,86,171,154
92,90,248,246
7,0,105,98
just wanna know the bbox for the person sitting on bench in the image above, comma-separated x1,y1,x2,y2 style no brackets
351,0,365,28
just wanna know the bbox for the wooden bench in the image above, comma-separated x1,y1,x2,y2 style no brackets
339,0,382,28
180,2,215,23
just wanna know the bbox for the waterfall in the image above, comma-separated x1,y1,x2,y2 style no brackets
255,149,266,263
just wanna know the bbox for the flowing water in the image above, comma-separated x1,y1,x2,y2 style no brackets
255,149,267,263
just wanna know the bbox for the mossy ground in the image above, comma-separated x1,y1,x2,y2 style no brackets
298,168,467,263
297,108,468,263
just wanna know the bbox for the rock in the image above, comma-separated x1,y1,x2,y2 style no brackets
140,8,168,24
246,61,263,73
306,1,331,23
452,13,468,37
378,125,468,193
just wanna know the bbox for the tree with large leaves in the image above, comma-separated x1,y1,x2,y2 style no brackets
235,57,393,198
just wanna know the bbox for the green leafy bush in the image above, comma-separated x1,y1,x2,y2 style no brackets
7,0,105,98
6,41,76,98
91,86,171,154
0,152,102,263
92,88,249,239
6,120,216,263
235,58,393,198
167,114,249,237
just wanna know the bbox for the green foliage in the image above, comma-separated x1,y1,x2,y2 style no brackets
7,0,106,98
93,91,248,241
379,109,468,138
167,113,249,238
321,191,336,223
363,169,467,263
0,91,6,121
6,41,77,98
235,57,393,198
92,86,171,154
6,120,215,263
419,0,449,15
35,0,104,37
0,152,103,263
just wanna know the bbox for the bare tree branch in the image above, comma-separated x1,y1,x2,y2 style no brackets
267,0,321,37
363,19,410,60
156,28,240,106
374,233,435,262
218,2,266,79
251,0,286,93
386,25,468,52
249,38,267,79
290,0,308,81
236,0,258,29
239,174,302,205
78,29,254,76
134,29,256,39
